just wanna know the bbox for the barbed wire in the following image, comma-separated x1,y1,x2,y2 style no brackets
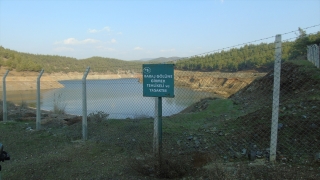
172,30,320,66
88,31,318,71
174,24,320,62
2,26,319,75
164,30,318,73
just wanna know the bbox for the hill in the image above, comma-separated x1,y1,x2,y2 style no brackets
174,30,320,72
0,46,144,73
125,57,183,64
1,60,320,179
147,56,183,63
1,29,318,75
0,47,183,74
228,60,320,155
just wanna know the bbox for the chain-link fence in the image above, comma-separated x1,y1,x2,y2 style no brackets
1,30,320,179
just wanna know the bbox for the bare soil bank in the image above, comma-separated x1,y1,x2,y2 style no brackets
0,68,266,98
174,70,266,97
0,68,141,91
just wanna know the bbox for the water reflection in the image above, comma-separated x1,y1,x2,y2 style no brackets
0,89,50,106
2,79,216,119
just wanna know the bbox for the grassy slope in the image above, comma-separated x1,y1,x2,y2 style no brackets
1,60,320,179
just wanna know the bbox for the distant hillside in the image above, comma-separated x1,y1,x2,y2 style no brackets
0,29,318,74
139,58,154,61
0,47,143,73
147,57,183,63
174,30,320,72
0,47,182,74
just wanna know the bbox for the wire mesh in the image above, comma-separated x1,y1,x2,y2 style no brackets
0,26,320,179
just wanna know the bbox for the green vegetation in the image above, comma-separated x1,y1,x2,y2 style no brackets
174,30,320,72
0,47,144,73
87,111,109,122
1,75,320,179
147,57,182,64
289,28,320,60
1,28,319,74
0,28,320,178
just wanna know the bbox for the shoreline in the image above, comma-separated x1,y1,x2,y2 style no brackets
0,69,266,98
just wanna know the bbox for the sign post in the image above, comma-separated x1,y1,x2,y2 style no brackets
143,64,174,167
154,97,162,157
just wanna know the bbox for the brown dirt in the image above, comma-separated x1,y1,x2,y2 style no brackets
1,61,320,179
174,70,266,98
0,67,142,91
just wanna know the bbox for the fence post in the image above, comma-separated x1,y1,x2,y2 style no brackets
2,70,9,122
312,45,315,65
310,45,314,65
307,45,311,62
153,97,158,156
36,69,44,130
314,44,319,68
311,45,316,65
153,97,163,157
82,67,90,141
270,34,282,162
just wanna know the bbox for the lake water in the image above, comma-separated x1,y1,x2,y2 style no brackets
3,79,215,119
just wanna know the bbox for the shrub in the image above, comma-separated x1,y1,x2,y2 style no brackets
19,100,28,110
53,93,66,114
87,111,109,123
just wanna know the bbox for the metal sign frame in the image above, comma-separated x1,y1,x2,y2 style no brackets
143,64,174,97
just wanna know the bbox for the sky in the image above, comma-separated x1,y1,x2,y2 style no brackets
0,0,319,61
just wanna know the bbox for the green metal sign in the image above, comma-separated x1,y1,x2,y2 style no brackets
143,64,174,97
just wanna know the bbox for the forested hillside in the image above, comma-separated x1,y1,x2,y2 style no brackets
147,57,182,63
174,29,320,72
0,29,319,73
0,48,143,73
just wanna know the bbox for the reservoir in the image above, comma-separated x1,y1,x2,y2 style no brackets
2,78,215,119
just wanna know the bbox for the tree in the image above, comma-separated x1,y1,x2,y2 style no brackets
288,27,309,60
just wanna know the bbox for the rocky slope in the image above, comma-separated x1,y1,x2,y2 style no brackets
174,70,266,97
